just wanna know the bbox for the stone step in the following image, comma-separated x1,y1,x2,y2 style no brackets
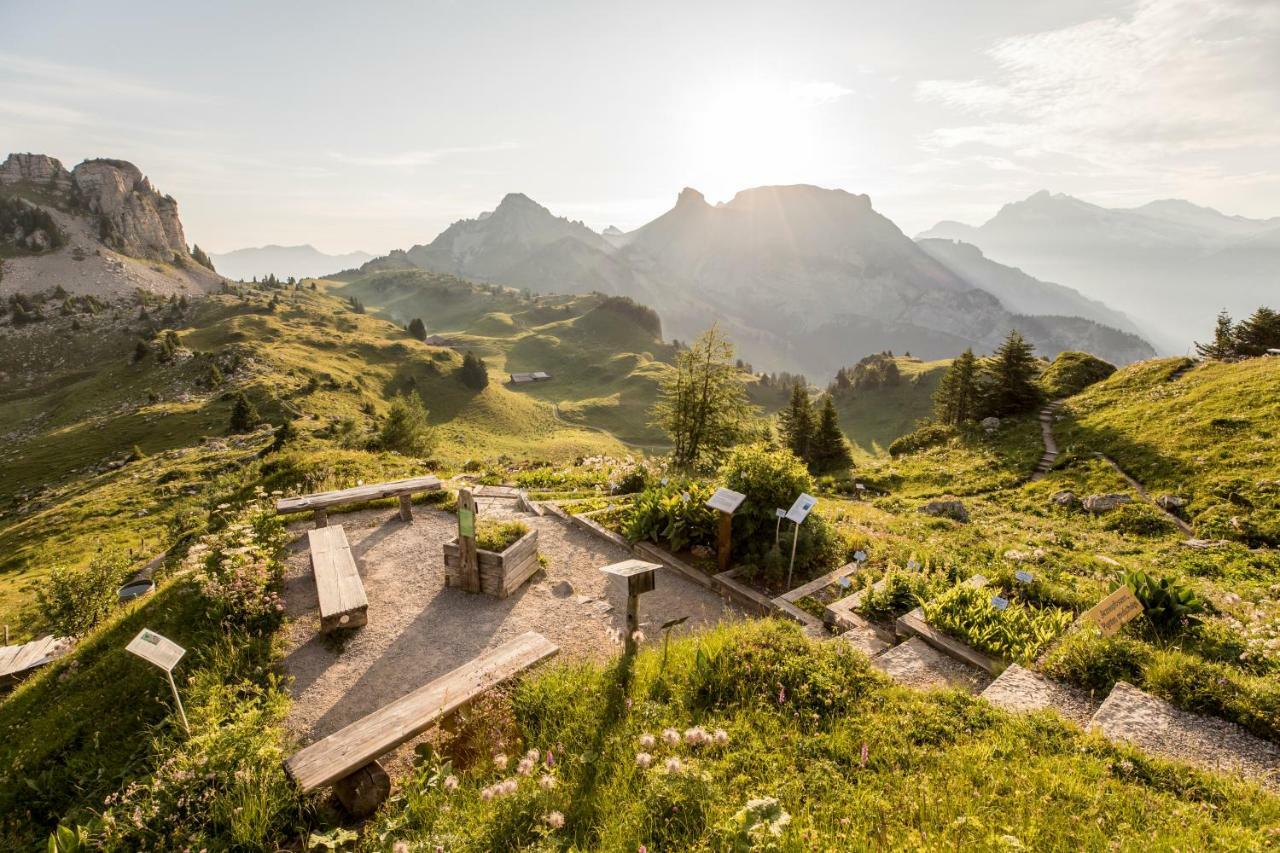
1089,681,1279,791
979,664,1098,727
836,624,891,658
871,637,991,694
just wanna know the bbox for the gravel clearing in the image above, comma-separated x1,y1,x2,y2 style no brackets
280,502,739,751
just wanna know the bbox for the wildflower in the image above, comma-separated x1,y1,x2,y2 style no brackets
526,748,541,762
638,733,656,749
443,775,459,790
777,685,787,704
662,728,680,746
480,786,495,802
539,774,557,790
684,726,710,746
546,749,555,767
393,842,410,853
517,756,536,776
714,728,729,746
631,629,646,643
500,778,519,795
493,752,509,770
544,811,566,829
635,751,653,769
664,756,683,774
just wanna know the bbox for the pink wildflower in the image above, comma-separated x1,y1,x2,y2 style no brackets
661,728,680,746
443,775,459,790
664,756,683,774
860,742,869,768
493,752,509,770
544,811,566,829
713,728,729,746
635,751,653,769
638,733,656,749
539,774,557,790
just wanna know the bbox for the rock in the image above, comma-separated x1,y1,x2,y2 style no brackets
1156,495,1187,512
981,416,1001,432
333,760,390,817
920,498,969,523
1051,490,1078,508
690,544,713,559
550,580,575,597
1082,494,1131,514
0,153,73,192
1180,538,1228,550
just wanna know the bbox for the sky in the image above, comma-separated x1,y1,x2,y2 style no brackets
2,0,1278,255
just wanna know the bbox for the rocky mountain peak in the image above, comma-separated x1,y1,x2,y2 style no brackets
0,153,73,193
675,187,707,207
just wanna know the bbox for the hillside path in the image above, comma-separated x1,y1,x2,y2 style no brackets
1030,401,1062,481
1094,454,1196,536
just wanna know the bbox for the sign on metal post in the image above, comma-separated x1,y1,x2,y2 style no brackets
126,628,190,735
774,508,786,547
784,493,818,589
705,488,745,573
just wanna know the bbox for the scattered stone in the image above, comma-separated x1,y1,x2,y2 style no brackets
550,580,575,597
1051,490,1078,509
1181,538,1228,550
920,499,969,523
690,544,713,559
1082,493,1132,514
1156,495,1187,512
980,416,1001,432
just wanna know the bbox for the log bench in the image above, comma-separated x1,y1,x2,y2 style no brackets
308,526,368,633
283,631,559,814
276,475,443,528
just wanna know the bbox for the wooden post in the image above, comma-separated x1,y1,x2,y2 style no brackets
457,489,481,593
314,508,328,528
600,560,658,657
624,583,641,656
398,493,413,522
716,510,732,573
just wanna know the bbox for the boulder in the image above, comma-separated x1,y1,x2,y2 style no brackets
920,499,969,523
1051,490,1078,509
980,417,1001,432
1156,495,1187,512
1082,494,1131,514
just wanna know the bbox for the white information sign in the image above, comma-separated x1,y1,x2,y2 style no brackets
775,508,787,518
705,487,746,514
785,493,818,524
126,628,186,672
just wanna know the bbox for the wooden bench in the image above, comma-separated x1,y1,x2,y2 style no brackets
308,526,368,633
0,635,73,686
283,631,558,814
276,475,443,528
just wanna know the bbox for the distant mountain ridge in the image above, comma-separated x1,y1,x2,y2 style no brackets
918,191,1280,352
347,184,1154,374
209,244,374,282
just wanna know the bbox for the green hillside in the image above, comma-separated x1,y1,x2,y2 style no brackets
831,356,950,455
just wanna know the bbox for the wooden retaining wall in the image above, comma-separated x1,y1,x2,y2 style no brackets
444,529,540,598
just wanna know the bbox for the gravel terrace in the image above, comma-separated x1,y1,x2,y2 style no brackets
280,501,739,754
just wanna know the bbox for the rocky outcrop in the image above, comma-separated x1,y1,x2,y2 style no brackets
1,153,193,264
920,498,969,523
1082,494,1132,514
1051,490,1079,509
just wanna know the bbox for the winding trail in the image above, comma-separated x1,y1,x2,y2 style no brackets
1094,453,1196,536
1030,401,1062,481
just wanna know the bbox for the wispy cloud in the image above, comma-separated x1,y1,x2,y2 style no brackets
790,80,854,105
914,0,1280,178
0,51,199,102
328,143,519,168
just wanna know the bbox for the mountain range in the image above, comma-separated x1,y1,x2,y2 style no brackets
346,185,1155,375
918,192,1280,353
208,244,374,282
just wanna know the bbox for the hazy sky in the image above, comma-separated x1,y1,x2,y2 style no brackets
2,0,1277,254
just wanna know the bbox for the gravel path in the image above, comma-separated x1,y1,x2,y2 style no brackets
280,503,738,749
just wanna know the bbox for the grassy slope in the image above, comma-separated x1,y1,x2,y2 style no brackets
832,357,950,455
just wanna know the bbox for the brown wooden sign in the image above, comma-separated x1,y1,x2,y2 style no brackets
1082,585,1144,636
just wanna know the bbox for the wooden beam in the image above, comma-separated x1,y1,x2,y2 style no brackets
457,489,480,594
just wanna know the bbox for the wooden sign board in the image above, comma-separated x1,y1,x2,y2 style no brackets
785,493,818,524
705,488,746,514
1082,585,1144,636
126,628,185,672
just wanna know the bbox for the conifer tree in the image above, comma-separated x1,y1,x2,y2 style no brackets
229,391,260,433
408,318,427,341
652,325,755,470
778,382,815,462
133,339,150,363
981,332,1042,417
1233,307,1280,357
458,351,490,390
1195,311,1238,359
809,396,853,473
933,348,978,424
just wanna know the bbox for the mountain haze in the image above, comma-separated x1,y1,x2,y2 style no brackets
919,192,1280,352
209,244,373,282
351,184,1155,374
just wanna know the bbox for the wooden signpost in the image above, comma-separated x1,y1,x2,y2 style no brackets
600,559,660,656
456,488,480,593
1082,584,1144,637
705,487,746,573
126,627,190,735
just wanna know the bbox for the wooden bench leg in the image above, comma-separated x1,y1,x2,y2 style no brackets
398,494,413,522
314,509,327,528
333,759,390,817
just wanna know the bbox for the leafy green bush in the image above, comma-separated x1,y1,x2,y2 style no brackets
476,521,529,552
922,584,1073,664
378,392,437,456
1101,504,1177,537
888,423,953,457
36,551,132,637
1038,351,1116,398
1120,571,1205,634
622,480,717,552
856,569,940,622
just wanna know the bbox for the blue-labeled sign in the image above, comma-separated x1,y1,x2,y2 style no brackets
1014,570,1034,584
990,596,1009,611
838,575,853,589
853,550,867,563
785,493,818,524
907,559,920,571
775,508,787,519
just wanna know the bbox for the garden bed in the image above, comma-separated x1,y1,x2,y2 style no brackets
443,525,540,598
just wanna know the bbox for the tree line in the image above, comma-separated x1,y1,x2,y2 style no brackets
1195,307,1280,360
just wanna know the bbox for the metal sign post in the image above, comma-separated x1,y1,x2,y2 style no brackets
705,488,746,573
784,493,818,589
126,627,190,735
774,508,785,547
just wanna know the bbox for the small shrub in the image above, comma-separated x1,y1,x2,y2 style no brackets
475,521,529,553
888,423,953,457
922,584,1074,664
1101,504,1177,537
36,552,132,637
1041,627,1152,693
623,480,717,552
1038,351,1116,398
378,392,436,456
1120,570,1205,635
228,391,260,433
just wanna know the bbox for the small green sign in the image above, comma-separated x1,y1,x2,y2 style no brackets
458,508,475,538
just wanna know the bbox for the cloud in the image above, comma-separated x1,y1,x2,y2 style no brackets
328,143,519,168
914,0,1280,177
0,52,197,102
789,80,854,105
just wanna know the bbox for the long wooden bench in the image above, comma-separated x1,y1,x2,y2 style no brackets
0,635,73,686
276,475,443,527
308,526,368,633
283,631,558,814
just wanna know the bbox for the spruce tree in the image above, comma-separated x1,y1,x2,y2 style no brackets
1195,311,1238,359
408,318,427,341
981,332,1042,417
933,349,978,424
809,396,853,473
1233,307,1280,357
229,391,260,433
458,351,490,390
778,382,816,462
133,339,150,363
